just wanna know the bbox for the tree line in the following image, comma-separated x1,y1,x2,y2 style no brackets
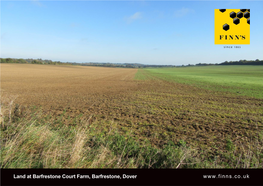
0,58,175,68
1,57,262,67
0,58,67,65
195,59,262,66
218,59,263,65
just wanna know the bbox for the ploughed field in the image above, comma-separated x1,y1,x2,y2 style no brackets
1,64,263,164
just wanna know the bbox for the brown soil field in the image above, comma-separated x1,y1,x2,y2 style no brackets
1,64,138,107
1,64,263,159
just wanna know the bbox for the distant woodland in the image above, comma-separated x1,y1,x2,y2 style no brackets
0,58,262,68
0,58,175,68
195,59,263,66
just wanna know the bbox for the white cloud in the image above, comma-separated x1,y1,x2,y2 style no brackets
171,31,183,37
174,8,194,18
1,33,7,40
124,12,142,24
226,0,241,5
31,0,44,7
70,23,78,28
130,12,142,19
79,38,89,45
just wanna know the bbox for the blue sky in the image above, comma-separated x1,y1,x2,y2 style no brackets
1,0,263,65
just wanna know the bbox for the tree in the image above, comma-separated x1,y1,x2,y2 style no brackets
0,58,6,63
6,58,13,63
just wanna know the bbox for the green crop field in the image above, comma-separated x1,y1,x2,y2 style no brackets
137,66,263,99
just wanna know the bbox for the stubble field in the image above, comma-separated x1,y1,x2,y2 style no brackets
1,64,263,168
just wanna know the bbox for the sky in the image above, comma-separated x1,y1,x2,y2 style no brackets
1,0,263,65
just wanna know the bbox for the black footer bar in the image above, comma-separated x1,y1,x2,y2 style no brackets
1,169,262,186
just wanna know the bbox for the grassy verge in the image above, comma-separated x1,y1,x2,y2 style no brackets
0,106,195,168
